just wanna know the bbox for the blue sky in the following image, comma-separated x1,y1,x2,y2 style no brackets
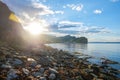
2,0,120,42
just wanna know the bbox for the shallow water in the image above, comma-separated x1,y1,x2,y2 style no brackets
46,43,120,70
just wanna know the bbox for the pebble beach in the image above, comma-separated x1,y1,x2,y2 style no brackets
0,44,120,80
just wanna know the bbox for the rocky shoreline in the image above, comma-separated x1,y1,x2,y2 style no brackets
0,44,120,80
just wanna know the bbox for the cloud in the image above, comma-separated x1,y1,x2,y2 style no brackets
48,21,110,36
59,21,83,27
2,0,64,28
55,11,64,14
65,4,83,11
93,9,102,14
32,2,54,15
110,0,119,2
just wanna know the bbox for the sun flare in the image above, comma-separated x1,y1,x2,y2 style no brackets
25,22,47,35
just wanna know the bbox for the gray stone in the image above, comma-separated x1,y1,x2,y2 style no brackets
40,77,47,80
35,64,41,69
32,72,42,77
13,58,23,65
39,67,45,73
49,68,58,74
49,73,56,80
22,68,30,75
7,69,18,80
1,64,12,69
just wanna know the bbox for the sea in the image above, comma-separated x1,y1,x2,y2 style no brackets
46,42,120,72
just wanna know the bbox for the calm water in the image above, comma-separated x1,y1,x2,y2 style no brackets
46,43,120,70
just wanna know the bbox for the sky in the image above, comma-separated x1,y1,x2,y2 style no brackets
1,0,120,42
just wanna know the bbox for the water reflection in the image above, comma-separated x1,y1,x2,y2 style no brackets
46,43,120,75
46,43,120,63
65,43,87,52
46,43,88,53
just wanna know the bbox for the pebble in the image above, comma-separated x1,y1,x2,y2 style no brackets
27,58,36,62
49,68,58,74
49,73,56,80
7,69,19,80
1,64,12,69
40,77,47,80
22,68,30,75
39,67,45,73
13,58,23,65
35,64,41,69
0,46,119,80
32,72,42,77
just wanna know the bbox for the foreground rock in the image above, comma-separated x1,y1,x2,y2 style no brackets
0,45,120,80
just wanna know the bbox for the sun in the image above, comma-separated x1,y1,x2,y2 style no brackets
25,22,47,35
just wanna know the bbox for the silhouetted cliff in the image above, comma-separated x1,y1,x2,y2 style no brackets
0,1,24,44
39,34,88,43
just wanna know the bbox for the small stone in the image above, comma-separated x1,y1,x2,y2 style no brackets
76,76,84,80
39,68,45,73
85,69,93,73
32,72,42,77
44,70,49,76
1,64,12,69
15,52,19,55
7,69,19,80
35,64,41,69
49,73,56,80
13,58,23,65
49,68,58,74
22,68,30,75
90,73,98,78
26,76,35,80
30,62,37,68
40,77,47,80
27,58,36,62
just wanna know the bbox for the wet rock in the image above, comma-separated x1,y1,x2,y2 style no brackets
27,58,37,68
30,61,37,68
49,73,56,80
12,58,23,65
93,78,103,80
40,77,47,80
1,64,12,69
85,69,93,73
26,76,34,80
49,68,58,74
15,52,19,55
101,58,118,64
27,58,36,62
22,68,30,75
39,67,45,74
32,72,42,77
76,76,84,80
7,69,19,80
35,64,41,69
16,56,27,61
90,73,98,78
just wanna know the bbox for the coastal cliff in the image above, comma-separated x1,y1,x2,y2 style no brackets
0,1,24,45
39,34,88,43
